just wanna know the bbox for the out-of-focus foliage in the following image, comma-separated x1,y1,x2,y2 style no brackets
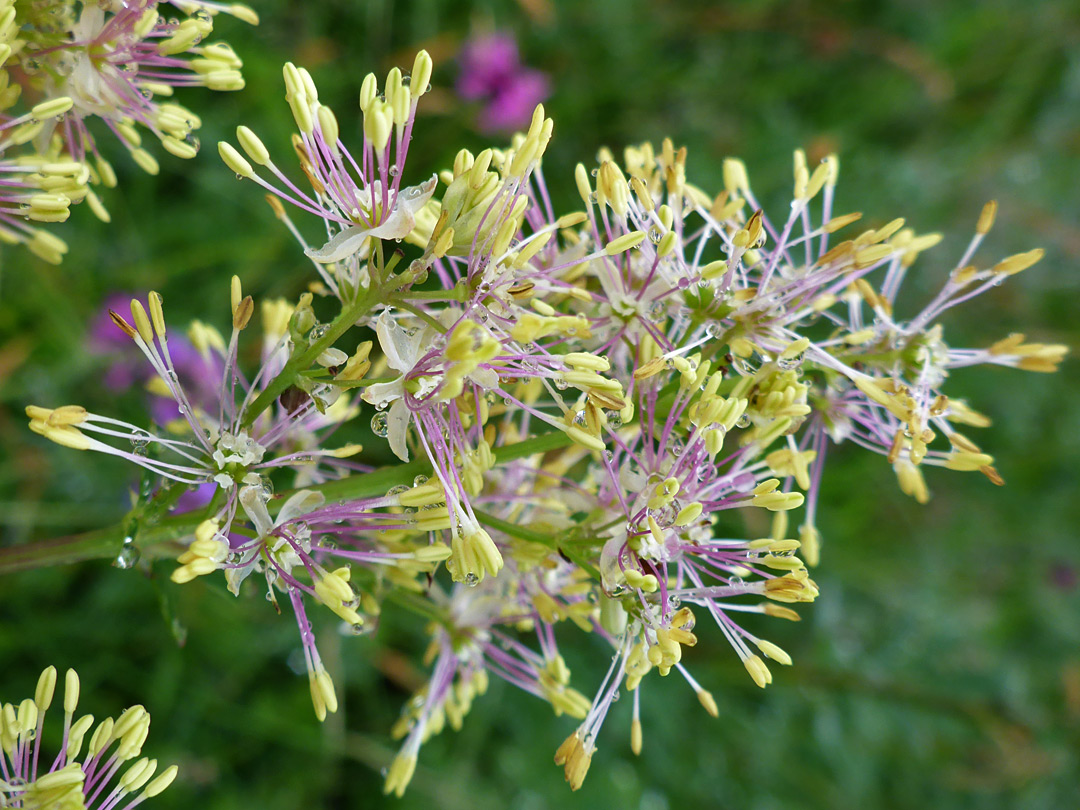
1,1,1077,808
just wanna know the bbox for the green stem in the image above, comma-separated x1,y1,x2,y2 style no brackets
241,245,413,429
394,287,466,301
0,430,575,576
392,300,446,333
473,509,601,580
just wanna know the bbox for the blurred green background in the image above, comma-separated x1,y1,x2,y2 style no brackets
2,0,1078,807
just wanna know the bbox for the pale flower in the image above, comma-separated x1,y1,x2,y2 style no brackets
305,175,439,264
361,310,441,461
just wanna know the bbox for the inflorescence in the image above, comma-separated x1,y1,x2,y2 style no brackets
1,666,178,809
26,47,1066,795
1,0,255,263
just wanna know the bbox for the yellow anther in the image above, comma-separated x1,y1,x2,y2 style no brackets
894,459,929,504
64,669,80,715
675,501,703,526
976,200,997,235
697,689,719,718
992,248,1043,276
554,732,593,791
564,352,610,372
944,451,995,471
756,639,793,665
722,158,749,195
743,654,772,688
566,426,605,452
35,666,57,712
604,230,647,255
129,299,154,344
32,97,73,120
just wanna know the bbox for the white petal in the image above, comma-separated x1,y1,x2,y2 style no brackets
375,310,413,372
275,489,326,527
238,485,274,538
469,366,499,391
387,399,411,462
361,378,404,408
225,562,255,597
305,175,438,264
304,224,374,264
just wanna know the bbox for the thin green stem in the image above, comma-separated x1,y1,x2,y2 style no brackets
473,509,601,580
0,430,576,576
241,242,413,429
392,300,446,333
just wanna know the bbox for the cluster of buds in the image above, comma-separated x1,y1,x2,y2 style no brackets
1,0,254,262
1,666,178,809
27,47,1065,796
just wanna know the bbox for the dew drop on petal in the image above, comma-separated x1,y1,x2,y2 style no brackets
371,411,389,437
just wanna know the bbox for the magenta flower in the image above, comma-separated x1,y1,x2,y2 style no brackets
457,33,550,133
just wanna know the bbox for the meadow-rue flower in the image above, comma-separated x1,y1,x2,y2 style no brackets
26,279,363,541
0,1,255,260
24,42,1065,795
0,666,178,809
16,0,254,171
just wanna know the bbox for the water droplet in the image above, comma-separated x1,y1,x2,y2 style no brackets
610,689,621,703
413,475,429,487
309,323,330,340
736,413,752,429
113,543,140,569
371,412,389,437
464,572,479,587
388,164,399,177
648,227,662,243
777,353,804,371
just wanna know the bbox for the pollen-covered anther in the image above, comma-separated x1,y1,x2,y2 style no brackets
308,663,338,722
383,753,418,797
894,459,929,504
992,248,1043,276
553,731,593,791
764,573,819,603
172,519,228,584
449,525,504,584
26,405,92,451
314,567,364,625
756,639,793,666
623,568,659,593
743,654,773,688
750,479,804,511
765,448,818,490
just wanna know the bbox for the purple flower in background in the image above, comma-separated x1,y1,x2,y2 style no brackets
88,292,224,424
458,32,550,133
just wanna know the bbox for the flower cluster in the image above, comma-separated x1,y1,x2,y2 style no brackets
1,666,177,809
1,0,254,262
27,48,1066,796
